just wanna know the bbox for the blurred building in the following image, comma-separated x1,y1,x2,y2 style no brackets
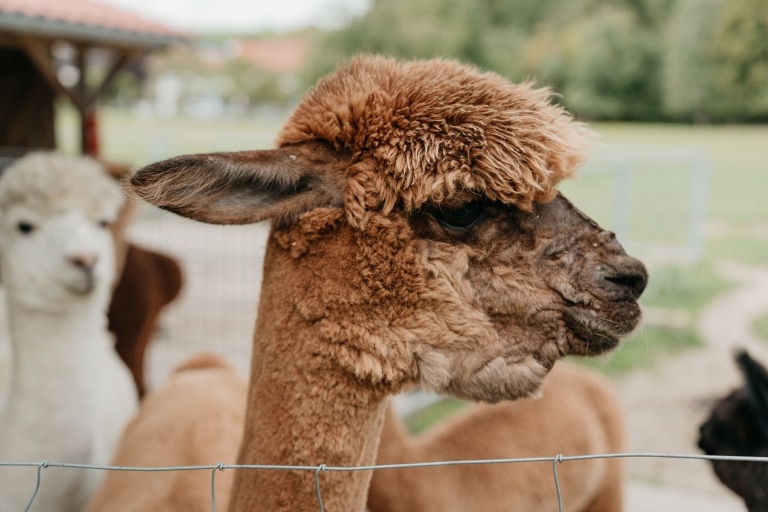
0,0,188,161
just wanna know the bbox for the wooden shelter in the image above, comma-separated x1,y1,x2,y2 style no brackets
0,0,188,161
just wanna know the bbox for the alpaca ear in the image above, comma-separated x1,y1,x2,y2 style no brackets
129,141,347,226
735,349,768,437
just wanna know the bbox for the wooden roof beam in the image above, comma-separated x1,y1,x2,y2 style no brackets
15,34,83,110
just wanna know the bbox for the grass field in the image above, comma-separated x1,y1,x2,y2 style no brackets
56,106,768,372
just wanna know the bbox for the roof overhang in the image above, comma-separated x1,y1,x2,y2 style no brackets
0,12,187,49
0,0,191,50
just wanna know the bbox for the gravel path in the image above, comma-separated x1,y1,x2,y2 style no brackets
619,260,768,511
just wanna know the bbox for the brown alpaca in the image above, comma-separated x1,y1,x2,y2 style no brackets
368,362,625,512
108,243,183,396
128,55,647,511
85,361,621,511
84,354,246,512
102,161,184,397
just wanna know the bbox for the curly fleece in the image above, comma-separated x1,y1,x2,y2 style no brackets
278,55,594,223
0,152,124,218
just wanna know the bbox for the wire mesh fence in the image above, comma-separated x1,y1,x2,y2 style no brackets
2,452,765,512
0,146,735,511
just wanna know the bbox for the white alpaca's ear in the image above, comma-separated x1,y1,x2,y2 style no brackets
736,350,768,437
129,141,347,226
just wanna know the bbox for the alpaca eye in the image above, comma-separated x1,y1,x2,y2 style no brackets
99,220,111,229
433,203,485,229
17,221,35,234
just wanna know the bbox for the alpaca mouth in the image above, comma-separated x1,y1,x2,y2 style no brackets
563,301,642,355
65,277,97,295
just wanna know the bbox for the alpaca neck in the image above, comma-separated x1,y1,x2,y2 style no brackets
2,296,109,415
230,353,388,511
228,224,400,512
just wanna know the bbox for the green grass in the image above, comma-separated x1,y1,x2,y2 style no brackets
708,236,768,265
574,261,733,375
639,262,734,311
556,124,768,283
754,315,768,344
56,103,288,168
591,123,768,225
404,398,469,434
574,325,703,375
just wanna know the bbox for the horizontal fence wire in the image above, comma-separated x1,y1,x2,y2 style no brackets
2,452,767,512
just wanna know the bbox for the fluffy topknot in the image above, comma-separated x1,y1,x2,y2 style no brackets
278,55,595,223
0,152,124,219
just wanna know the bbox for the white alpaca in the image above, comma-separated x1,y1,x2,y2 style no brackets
0,152,138,512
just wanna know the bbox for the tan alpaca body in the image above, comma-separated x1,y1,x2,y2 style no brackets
101,161,184,398
369,362,624,512
84,354,246,512
128,56,647,511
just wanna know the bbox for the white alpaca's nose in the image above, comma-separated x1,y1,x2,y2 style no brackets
68,253,98,273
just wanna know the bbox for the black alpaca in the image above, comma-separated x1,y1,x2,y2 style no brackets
698,350,768,512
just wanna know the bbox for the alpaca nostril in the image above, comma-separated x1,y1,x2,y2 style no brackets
69,254,98,272
603,261,647,299
606,273,645,296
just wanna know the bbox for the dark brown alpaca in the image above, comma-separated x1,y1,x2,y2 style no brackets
699,350,768,512
128,55,647,511
103,161,184,397
108,243,183,396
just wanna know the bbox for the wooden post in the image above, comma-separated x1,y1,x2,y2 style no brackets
74,44,93,156
17,34,141,157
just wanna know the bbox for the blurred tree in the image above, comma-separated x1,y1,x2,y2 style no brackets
303,0,765,122
661,0,722,122
304,0,485,80
662,0,768,122
709,0,768,120
521,1,663,120
225,59,298,107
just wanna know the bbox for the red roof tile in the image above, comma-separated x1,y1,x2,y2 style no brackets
236,38,309,74
0,0,189,46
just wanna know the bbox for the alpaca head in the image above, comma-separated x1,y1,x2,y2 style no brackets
698,350,768,509
0,152,124,310
130,56,646,402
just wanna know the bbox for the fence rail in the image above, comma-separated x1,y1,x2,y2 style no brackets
2,452,764,512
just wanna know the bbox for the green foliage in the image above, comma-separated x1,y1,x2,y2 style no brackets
662,0,723,121
560,9,663,120
306,0,768,122
103,69,144,105
224,59,298,107
708,236,768,265
303,0,488,81
708,0,768,120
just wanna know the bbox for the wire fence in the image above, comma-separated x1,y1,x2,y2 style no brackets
2,452,766,512
0,146,730,511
